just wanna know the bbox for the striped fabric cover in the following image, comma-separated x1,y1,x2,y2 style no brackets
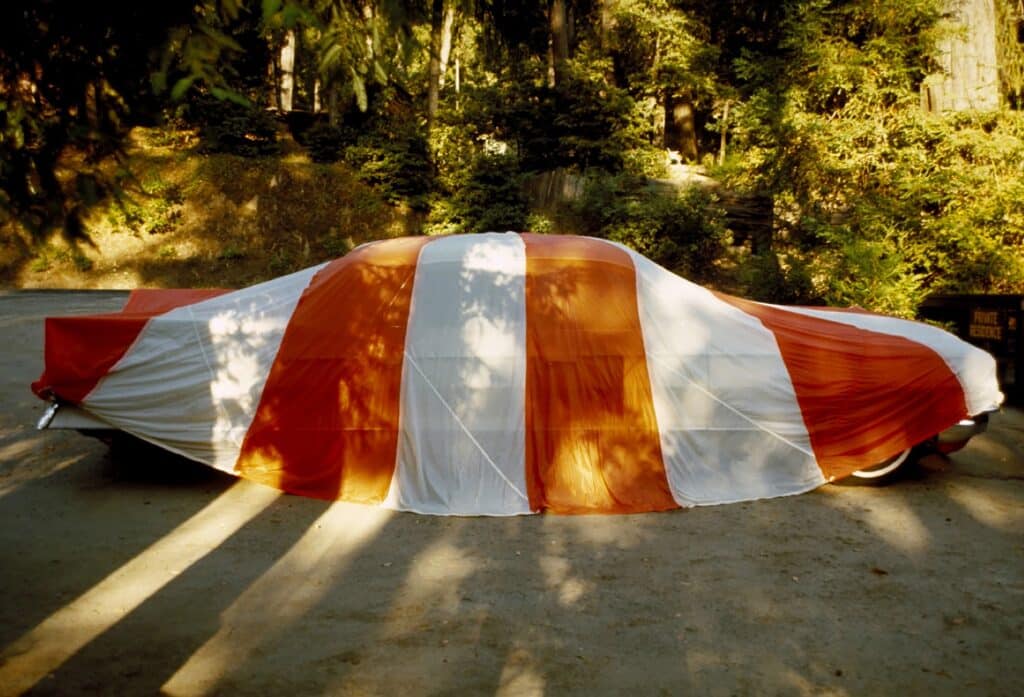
32,233,1003,514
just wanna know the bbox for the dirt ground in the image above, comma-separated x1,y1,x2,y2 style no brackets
0,290,1022,697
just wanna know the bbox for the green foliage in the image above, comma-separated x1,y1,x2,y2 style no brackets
343,127,432,208
427,153,528,234
5,0,1023,312
28,243,93,274
304,122,350,163
495,71,650,173
821,236,926,318
713,0,1024,313
573,174,730,279
319,234,355,258
189,95,280,157
0,0,202,239
218,243,245,260
737,252,816,305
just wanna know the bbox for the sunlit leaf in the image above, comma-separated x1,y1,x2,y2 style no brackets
198,24,244,52
170,76,197,101
351,69,367,112
320,43,342,72
282,3,307,27
209,86,252,108
262,0,282,21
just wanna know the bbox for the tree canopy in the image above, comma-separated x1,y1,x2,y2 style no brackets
2,0,1022,312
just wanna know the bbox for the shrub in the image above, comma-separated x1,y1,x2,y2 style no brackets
573,174,729,279
188,95,280,157
343,128,432,208
737,252,817,305
428,153,528,234
304,122,350,164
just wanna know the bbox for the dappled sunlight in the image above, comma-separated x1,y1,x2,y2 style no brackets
0,481,279,695
390,233,532,514
0,434,49,464
80,265,319,474
160,501,393,697
206,308,284,462
495,648,547,696
237,238,428,502
327,519,487,693
0,451,87,499
384,531,480,617
538,555,591,607
628,250,823,505
545,513,672,547
8,130,415,289
943,481,1024,533
816,487,932,557
522,234,676,513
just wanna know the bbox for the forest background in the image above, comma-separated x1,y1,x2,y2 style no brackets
2,0,1023,317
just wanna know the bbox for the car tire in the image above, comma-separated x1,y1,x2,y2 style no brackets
850,447,913,482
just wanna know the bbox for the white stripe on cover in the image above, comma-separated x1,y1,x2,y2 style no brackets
386,232,532,515
775,305,1003,415
618,245,826,506
81,264,326,472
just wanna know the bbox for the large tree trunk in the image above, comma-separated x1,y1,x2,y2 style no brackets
664,91,698,162
427,0,444,132
438,2,455,89
930,0,1000,111
278,29,296,113
328,86,341,127
549,0,569,88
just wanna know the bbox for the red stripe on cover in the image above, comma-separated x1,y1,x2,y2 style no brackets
122,288,230,313
32,314,151,404
522,234,676,513
236,237,430,502
719,294,967,480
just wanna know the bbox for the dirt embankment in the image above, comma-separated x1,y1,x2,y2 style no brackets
0,128,419,291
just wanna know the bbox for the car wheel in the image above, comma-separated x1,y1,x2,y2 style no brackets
850,447,913,481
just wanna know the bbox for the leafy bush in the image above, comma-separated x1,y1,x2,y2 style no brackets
572,174,729,279
188,95,280,157
427,153,528,234
343,128,433,208
737,251,817,305
304,122,351,163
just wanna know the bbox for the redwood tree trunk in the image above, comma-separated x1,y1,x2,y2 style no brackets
664,91,698,162
427,0,444,132
549,0,569,88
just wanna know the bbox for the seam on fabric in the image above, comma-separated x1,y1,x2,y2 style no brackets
187,304,218,388
80,301,174,403
403,349,531,504
645,352,815,457
388,238,434,508
606,238,815,460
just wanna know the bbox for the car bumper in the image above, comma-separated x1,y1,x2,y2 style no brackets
936,413,991,454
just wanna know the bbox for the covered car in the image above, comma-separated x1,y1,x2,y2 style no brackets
33,233,1003,514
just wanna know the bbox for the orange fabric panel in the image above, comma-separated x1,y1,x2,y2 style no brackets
522,234,676,513
236,237,429,502
32,314,151,403
122,288,230,314
720,294,967,480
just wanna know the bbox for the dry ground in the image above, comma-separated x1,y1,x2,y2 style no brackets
0,290,1022,696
